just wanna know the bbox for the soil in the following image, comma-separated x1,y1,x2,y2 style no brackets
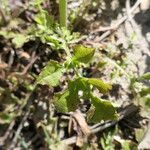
0,0,150,149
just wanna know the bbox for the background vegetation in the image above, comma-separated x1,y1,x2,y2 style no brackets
0,0,149,149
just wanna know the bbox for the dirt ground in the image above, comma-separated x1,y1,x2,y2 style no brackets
0,0,150,149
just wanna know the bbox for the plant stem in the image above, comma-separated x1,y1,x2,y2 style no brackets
64,44,71,58
59,0,67,28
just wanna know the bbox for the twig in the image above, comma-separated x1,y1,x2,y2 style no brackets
126,0,133,22
10,54,38,77
125,0,138,35
0,120,15,146
97,30,112,42
8,91,36,149
21,56,38,75
62,104,139,145
8,110,30,149
91,0,142,41
126,0,135,27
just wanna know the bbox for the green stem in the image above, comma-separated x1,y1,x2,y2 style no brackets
59,0,67,28
64,44,71,58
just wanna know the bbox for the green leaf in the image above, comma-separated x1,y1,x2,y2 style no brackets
69,77,91,99
36,60,64,87
97,61,107,69
73,44,95,63
140,87,150,97
87,95,117,123
87,78,112,94
69,78,88,92
0,112,15,124
35,13,45,26
139,72,150,80
0,31,15,39
44,34,63,49
12,34,27,48
145,97,150,108
54,90,79,112
35,10,54,28
54,77,91,113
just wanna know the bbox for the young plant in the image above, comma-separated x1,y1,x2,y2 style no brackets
36,44,118,123
130,72,150,111
33,2,117,123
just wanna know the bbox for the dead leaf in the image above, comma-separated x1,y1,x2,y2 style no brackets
0,62,8,70
72,110,91,136
68,110,97,148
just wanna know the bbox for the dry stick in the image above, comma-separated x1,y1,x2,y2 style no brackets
19,51,38,75
125,0,138,35
10,54,38,77
126,0,132,22
9,110,30,149
0,120,15,146
91,0,142,42
8,91,36,149
21,56,38,75
126,0,134,27
62,104,139,145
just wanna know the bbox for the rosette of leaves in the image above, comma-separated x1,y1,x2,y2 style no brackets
36,45,117,123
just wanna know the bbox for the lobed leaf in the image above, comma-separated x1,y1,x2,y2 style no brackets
12,34,27,48
35,10,54,28
54,77,90,113
36,60,64,87
87,78,112,94
54,90,79,112
87,95,118,123
73,44,95,63
139,73,150,80
140,87,150,97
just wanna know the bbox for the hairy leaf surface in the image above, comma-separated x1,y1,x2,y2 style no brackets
73,45,95,63
54,90,79,112
87,78,112,94
87,95,117,123
12,34,27,48
54,77,90,113
36,60,64,87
